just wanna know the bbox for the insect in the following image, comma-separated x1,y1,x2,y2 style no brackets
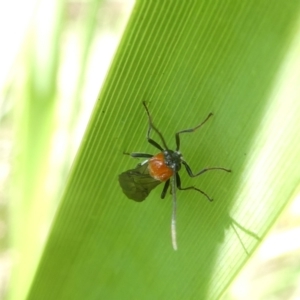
119,102,231,250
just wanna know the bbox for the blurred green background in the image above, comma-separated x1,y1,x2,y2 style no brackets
0,0,300,299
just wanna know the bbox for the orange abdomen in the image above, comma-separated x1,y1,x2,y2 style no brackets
148,152,173,182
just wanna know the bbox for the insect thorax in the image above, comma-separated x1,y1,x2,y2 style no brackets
163,150,182,172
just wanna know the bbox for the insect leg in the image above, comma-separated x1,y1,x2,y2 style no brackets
160,179,170,199
182,160,231,177
123,152,153,158
148,139,164,152
175,113,213,151
176,173,213,202
142,101,169,150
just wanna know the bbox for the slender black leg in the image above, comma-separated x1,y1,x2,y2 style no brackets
175,113,213,151
142,101,169,150
148,138,164,152
160,180,170,199
182,160,231,177
176,173,213,202
123,152,153,158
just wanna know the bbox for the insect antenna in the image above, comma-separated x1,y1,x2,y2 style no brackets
171,173,178,251
143,101,169,150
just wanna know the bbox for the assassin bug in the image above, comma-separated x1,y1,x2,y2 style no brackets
118,102,231,250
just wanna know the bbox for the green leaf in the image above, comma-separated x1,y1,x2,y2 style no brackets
25,1,300,299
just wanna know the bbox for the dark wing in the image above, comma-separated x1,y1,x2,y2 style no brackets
118,163,161,202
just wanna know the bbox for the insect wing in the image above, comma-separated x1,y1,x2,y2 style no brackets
119,163,161,202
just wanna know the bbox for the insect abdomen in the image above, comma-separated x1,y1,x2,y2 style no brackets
148,153,173,182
